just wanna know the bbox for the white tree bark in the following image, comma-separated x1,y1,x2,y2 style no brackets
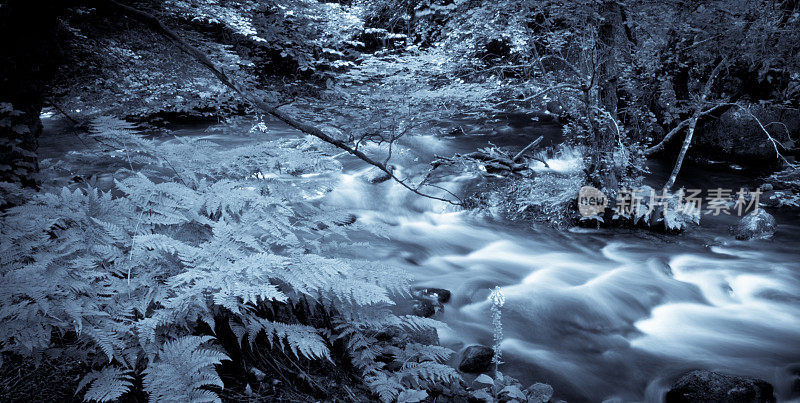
663,59,727,191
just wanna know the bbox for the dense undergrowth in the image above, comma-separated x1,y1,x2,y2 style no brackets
0,118,461,402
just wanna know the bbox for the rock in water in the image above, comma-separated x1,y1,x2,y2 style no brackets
411,298,438,318
525,383,554,403
412,287,452,303
733,209,777,240
364,165,395,184
458,345,494,373
665,370,775,403
546,100,563,116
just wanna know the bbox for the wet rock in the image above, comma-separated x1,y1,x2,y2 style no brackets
648,257,673,276
447,126,466,136
546,100,563,116
665,370,775,403
458,345,494,373
411,298,439,318
412,287,451,304
789,364,800,397
732,209,777,240
761,183,774,192
525,383,554,403
364,165,395,184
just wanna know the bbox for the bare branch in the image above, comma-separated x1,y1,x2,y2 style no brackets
732,104,797,167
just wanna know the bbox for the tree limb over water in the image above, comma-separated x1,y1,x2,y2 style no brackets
95,0,463,205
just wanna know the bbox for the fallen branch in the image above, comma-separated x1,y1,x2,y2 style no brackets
512,136,543,162
529,156,550,168
47,98,91,148
48,98,83,126
97,0,462,205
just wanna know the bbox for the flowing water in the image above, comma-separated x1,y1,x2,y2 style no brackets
322,118,800,402
40,114,800,402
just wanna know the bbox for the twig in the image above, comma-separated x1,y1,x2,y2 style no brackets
646,101,796,168
48,97,81,125
529,156,550,168
48,98,90,148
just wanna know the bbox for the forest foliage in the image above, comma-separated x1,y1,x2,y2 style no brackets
1,0,799,401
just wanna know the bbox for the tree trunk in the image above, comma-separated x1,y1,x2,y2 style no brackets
663,59,728,191
662,114,699,191
598,1,621,118
0,1,60,188
586,1,624,193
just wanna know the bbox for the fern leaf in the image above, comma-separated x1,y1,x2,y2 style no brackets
143,335,228,403
247,318,331,361
78,366,134,402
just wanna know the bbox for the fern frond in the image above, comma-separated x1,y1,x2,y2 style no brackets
77,366,134,403
143,335,228,403
400,342,454,363
86,325,127,363
398,360,461,385
365,372,404,402
246,318,331,361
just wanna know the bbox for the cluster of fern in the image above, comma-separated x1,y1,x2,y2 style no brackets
0,117,459,402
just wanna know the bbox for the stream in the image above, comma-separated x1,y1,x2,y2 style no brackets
40,113,800,402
